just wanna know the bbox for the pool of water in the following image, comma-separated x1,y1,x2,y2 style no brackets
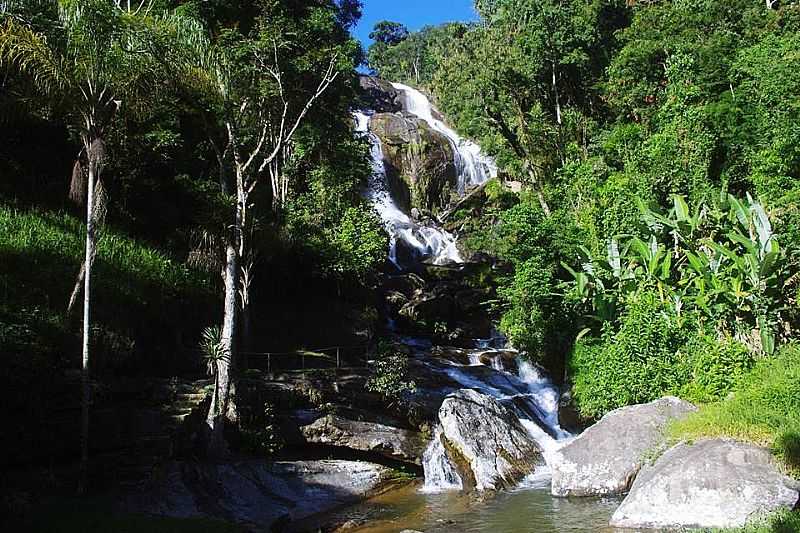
296,478,625,533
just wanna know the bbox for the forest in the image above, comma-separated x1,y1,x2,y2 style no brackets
369,0,800,472
1,0,799,531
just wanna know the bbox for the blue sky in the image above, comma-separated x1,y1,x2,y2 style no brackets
353,0,479,50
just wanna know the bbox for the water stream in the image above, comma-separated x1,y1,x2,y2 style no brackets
350,81,619,531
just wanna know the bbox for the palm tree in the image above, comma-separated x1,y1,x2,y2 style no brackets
0,0,205,492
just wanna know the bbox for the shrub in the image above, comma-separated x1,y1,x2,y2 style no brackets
366,342,415,406
569,290,693,418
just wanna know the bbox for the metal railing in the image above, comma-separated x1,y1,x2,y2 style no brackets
240,344,371,373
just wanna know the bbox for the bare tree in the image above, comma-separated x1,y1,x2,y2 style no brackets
199,39,340,458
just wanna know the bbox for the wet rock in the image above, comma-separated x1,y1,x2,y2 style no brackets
551,396,696,497
556,388,584,434
385,290,409,313
383,273,427,296
122,459,394,529
300,414,426,464
610,439,800,529
453,289,488,314
369,112,456,215
358,76,402,113
400,293,454,323
438,389,541,491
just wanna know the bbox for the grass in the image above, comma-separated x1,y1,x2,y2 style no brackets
669,344,800,477
0,202,217,463
0,203,214,359
714,510,800,532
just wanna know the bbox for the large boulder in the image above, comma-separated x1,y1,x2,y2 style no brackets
551,396,696,497
610,439,800,529
358,75,402,113
300,414,427,464
436,389,541,491
123,459,394,529
369,112,456,215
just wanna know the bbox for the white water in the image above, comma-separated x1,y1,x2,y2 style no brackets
422,350,572,492
358,81,566,494
421,427,464,492
355,82,496,267
355,111,463,267
392,82,497,195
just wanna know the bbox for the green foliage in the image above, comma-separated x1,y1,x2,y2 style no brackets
324,206,387,282
239,401,284,456
366,342,415,406
565,194,791,354
498,256,555,356
570,290,756,419
719,510,800,533
671,344,800,477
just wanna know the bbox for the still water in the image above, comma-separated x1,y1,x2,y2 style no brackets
300,479,623,533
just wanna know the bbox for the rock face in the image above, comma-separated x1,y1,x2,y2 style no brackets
300,414,427,464
369,112,456,215
610,439,800,529
123,459,394,529
551,396,696,497
437,389,541,490
358,75,402,113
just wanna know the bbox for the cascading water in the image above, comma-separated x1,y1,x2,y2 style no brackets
421,348,572,492
356,83,496,268
358,80,568,494
355,111,463,267
391,83,497,194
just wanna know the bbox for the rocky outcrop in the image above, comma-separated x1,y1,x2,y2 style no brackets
551,396,696,497
300,414,427,464
358,75,402,113
437,389,541,491
610,439,800,529
369,112,456,215
123,459,394,529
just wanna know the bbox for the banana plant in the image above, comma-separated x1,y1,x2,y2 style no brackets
565,193,787,354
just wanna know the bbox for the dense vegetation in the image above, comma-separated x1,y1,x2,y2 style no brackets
368,0,800,468
0,0,384,467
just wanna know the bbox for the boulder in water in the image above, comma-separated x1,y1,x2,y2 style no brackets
369,112,456,215
300,414,426,464
610,439,800,529
551,396,696,497
436,389,541,491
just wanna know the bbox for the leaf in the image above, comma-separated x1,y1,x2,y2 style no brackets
660,249,672,281
672,194,690,223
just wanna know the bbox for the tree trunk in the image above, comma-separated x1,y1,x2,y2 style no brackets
78,147,96,494
206,241,237,458
206,176,246,458
552,62,562,126
526,165,551,216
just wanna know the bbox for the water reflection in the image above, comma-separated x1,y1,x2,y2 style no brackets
302,482,624,533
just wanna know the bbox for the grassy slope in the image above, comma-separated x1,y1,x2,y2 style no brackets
670,344,800,477
0,202,214,372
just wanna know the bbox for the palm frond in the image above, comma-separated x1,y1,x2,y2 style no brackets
0,16,66,95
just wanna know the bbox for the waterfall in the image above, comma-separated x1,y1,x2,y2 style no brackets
355,82,496,268
391,82,497,195
422,349,572,492
358,80,564,494
355,111,463,267
421,427,464,492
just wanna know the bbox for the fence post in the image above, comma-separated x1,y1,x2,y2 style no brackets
302,352,305,370
336,347,340,368
267,353,271,374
